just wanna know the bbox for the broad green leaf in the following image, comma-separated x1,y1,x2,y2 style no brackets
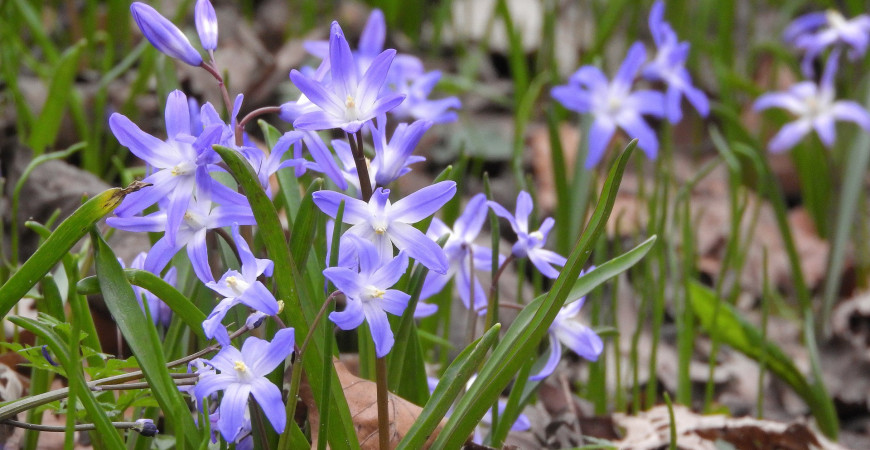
76,269,207,340
432,141,638,448
91,230,198,449
0,182,147,319
397,324,501,450
213,145,359,450
289,179,324,270
688,280,837,437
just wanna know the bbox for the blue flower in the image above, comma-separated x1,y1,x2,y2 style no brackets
312,182,455,274
195,0,218,51
130,2,202,66
754,51,870,153
642,1,709,124
201,224,279,340
785,10,870,75
388,60,462,124
290,22,405,133
529,269,603,381
552,42,665,167
109,90,223,245
370,115,429,187
323,236,410,358
420,194,502,314
488,191,566,279
194,328,294,441
107,167,256,282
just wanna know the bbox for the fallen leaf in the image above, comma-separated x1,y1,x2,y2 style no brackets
301,359,443,449
612,404,845,450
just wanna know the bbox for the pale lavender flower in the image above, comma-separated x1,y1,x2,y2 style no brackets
130,2,202,66
642,1,709,123
785,10,870,75
388,59,461,124
195,0,218,51
324,236,410,358
194,328,294,441
107,167,256,282
420,194,502,314
529,268,604,381
488,191,566,279
202,224,278,340
369,114,429,187
290,21,404,133
109,90,223,245
124,252,175,328
754,51,870,152
312,181,455,274
552,42,665,167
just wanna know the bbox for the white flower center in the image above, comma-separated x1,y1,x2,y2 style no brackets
345,95,360,120
170,161,194,176
363,285,386,302
225,276,251,296
183,210,206,229
827,10,848,32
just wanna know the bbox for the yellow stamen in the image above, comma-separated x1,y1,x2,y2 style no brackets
234,361,248,373
346,95,356,109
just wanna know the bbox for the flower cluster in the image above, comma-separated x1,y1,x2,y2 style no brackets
751,11,870,153
552,1,708,168
110,1,603,445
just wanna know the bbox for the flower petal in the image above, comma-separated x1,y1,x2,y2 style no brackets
529,333,562,381
312,191,369,224
388,222,448,274
390,181,457,223
329,298,365,330
218,383,251,442
250,377,286,433
363,304,394,358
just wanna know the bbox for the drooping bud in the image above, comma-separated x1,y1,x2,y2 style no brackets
130,2,203,66
134,419,159,437
195,0,218,51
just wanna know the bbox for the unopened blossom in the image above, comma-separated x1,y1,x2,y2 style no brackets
202,224,279,340
323,236,410,357
387,58,461,124
109,90,222,245
785,10,870,75
123,252,175,328
194,328,294,441
312,181,455,274
130,2,202,66
420,194,502,313
552,42,665,167
290,21,405,133
488,191,566,279
195,0,218,51
642,1,709,123
529,268,604,381
107,167,256,282
754,51,870,152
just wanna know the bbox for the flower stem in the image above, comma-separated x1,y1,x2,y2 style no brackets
235,106,283,146
199,61,233,120
348,131,373,201
279,291,340,450
375,356,390,450
484,254,515,331
2,419,150,433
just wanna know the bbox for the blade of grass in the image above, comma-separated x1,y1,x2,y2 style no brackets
28,41,85,154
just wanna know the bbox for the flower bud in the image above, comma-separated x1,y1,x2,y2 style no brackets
134,419,159,437
195,0,218,51
130,2,203,66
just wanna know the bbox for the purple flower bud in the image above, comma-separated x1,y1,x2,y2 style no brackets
135,419,159,437
131,2,203,66
195,0,218,51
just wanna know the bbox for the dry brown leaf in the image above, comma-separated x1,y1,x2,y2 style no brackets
301,359,443,449
613,404,845,450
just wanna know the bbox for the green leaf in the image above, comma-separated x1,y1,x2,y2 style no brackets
289,179,324,270
8,316,125,448
91,230,198,449
76,269,207,340
432,141,639,448
397,324,501,450
0,183,147,319
213,145,359,450
688,280,837,436
28,40,85,154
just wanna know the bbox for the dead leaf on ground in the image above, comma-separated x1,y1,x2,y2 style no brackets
613,404,845,450
300,359,444,449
